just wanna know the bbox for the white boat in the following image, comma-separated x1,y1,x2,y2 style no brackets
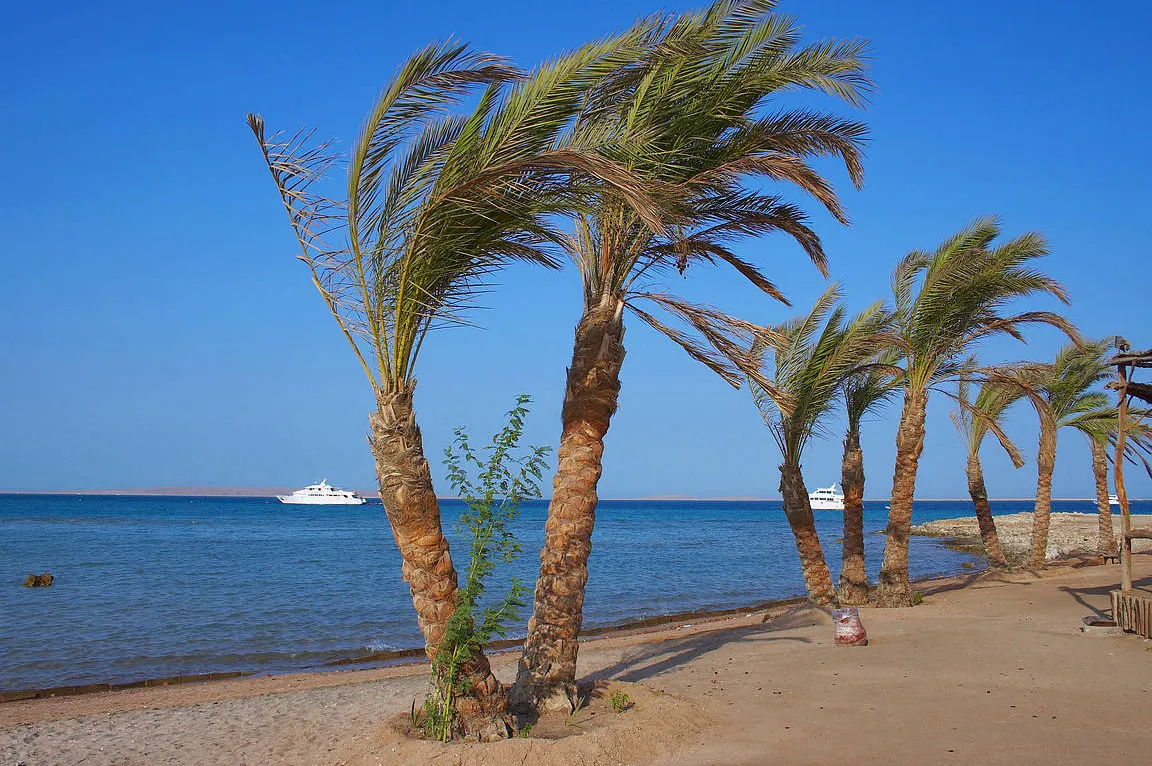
809,484,845,511
277,480,366,505
1110,494,1120,506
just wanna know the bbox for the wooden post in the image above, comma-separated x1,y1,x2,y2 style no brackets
1115,362,1133,591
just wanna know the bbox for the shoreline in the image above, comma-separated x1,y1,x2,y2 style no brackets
4,554,1150,765
1,595,813,704
3,560,993,705
5,506,1146,705
4,490,1144,502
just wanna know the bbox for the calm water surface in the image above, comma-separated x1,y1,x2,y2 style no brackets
1,494,1134,692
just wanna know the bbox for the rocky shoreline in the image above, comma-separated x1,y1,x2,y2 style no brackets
912,511,1152,565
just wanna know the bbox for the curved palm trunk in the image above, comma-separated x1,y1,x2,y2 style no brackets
1090,438,1116,555
779,463,838,605
877,390,927,607
966,452,1008,569
369,385,502,718
1029,425,1057,569
838,429,868,605
511,304,625,713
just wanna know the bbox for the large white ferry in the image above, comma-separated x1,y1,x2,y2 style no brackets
808,483,845,511
277,480,366,505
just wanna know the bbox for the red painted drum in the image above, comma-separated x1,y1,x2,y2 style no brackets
832,607,868,646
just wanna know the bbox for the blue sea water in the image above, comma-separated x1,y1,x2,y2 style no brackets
0,494,1134,692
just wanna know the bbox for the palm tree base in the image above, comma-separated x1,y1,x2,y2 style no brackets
837,580,870,606
875,573,914,607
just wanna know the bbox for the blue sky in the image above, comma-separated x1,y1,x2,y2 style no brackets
3,0,1150,499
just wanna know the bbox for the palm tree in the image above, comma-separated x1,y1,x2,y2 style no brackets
749,286,890,605
1026,342,1152,562
949,367,1032,569
875,217,1073,607
512,0,873,711
837,348,901,605
248,34,664,720
1026,340,1111,568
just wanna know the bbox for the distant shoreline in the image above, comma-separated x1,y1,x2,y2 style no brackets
0,489,1142,502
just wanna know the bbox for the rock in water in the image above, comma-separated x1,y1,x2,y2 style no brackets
23,573,53,587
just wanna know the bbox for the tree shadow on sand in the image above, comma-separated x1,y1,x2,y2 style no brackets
586,608,817,684
1058,574,1152,619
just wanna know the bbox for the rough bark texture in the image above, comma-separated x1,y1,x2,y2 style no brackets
966,452,1008,569
511,305,625,713
1030,425,1057,570
1090,438,1117,555
779,463,838,605
368,385,503,719
838,429,869,605
877,390,927,607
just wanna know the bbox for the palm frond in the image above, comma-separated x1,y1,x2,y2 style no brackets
891,216,1072,394
748,286,892,463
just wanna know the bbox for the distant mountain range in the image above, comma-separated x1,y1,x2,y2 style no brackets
9,486,381,498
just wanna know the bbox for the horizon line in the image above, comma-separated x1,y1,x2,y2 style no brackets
0,487,1141,503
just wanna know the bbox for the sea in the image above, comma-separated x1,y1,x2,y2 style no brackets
0,494,1139,693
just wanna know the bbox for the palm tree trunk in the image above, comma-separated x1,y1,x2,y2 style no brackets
1090,438,1116,555
876,389,928,607
779,463,838,605
369,385,503,718
1029,425,1057,569
511,303,626,713
966,452,1008,569
838,428,868,605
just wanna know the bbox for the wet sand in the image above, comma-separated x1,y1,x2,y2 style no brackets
4,554,1152,765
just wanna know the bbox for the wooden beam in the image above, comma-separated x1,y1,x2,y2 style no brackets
1125,380,1152,405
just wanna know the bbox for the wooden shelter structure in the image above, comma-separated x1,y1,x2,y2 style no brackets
1108,342,1152,636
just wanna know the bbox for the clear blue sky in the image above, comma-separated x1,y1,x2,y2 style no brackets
3,0,1150,499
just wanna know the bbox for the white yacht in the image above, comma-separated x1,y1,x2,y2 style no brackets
1109,493,1120,506
277,480,366,505
809,484,845,511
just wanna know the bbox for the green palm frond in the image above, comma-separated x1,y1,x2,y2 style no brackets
749,284,892,462
563,0,871,383
843,346,902,434
892,216,1072,394
948,362,1036,468
250,28,671,391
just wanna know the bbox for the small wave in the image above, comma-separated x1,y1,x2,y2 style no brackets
365,640,400,653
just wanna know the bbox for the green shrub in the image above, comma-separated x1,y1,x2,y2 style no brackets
422,394,550,741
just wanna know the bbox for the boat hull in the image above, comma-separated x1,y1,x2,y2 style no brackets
809,499,845,511
274,493,364,504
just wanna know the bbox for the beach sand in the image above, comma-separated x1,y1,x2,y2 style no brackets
4,552,1152,765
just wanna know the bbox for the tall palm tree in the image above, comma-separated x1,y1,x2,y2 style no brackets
749,285,890,605
875,217,1072,607
1026,340,1111,569
248,34,664,720
949,367,1032,569
837,348,901,605
512,0,872,711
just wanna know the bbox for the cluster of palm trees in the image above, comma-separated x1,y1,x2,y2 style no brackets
246,0,1146,735
746,222,1152,611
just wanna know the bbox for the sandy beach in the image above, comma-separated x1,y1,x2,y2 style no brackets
4,543,1152,765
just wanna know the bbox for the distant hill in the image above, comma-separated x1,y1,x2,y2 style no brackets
12,486,382,498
